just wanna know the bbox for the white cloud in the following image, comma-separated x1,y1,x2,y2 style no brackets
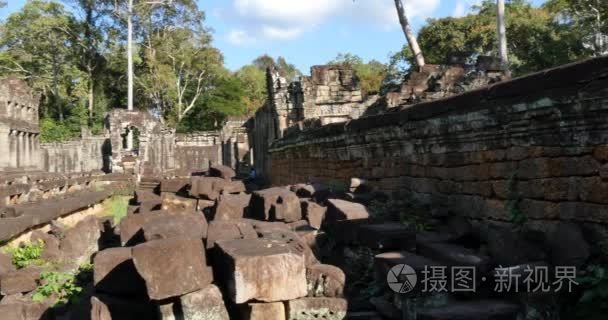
227,29,255,45
224,0,441,45
452,0,482,17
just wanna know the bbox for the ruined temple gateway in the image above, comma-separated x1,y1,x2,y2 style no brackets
0,56,607,319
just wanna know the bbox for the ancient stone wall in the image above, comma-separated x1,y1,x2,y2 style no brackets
0,78,41,172
247,65,377,178
40,129,109,173
175,131,221,172
268,56,608,225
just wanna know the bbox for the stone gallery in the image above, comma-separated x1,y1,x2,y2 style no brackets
0,50,607,320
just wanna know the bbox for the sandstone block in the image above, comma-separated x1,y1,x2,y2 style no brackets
59,216,101,268
142,213,207,241
161,193,198,213
306,264,345,298
326,199,369,222
244,302,286,320
190,177,245,201
257,229,319,266
119,213,154,246
0,251,16,276
300,200,326,229
285,298,347,320
0,267,41,295
209,165,236,180
0,304,25,320
250,187,302,222
215,238,307,303
206,220,258,249
160,178,190,194
213,193,251,220
159,284,230,320
91,294,157,320
93,247,147,296
132,238,212,300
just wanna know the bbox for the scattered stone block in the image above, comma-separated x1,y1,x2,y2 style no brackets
0,251,15,275
190,177,244,200
160,178,190,194
300,200,326,229
213,193,251,220
30,231,60,262
250,187,302,222
91,294,157,320
257,229,319,266
161,193,198,213
93,247,147,297
206,220,258,249
158,284,230,320
0,267,41,295
326,199,369,222
357,222,415,250
132,238,212,300
59,216,101,268
91,296,112,320
209,165,236,180
142,213,207,241
119,213,154,246
306,264,345,298
244,302,286,320
0,304,25,320
285,297,347,320
215,238,307,303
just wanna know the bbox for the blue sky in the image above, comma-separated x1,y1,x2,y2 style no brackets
1,0,547,73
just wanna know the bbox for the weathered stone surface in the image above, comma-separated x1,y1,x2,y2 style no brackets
159,284,230,320
486,226,547,266
257,229,319,266
245,302,286,320
190,177,245,201
91,294,158,320
213,193,251,220
59,216,101,267
357,222,415,250
161,193,198,213
417,300,520,320
300,200,326,229
142,213,207,241
206,220,258,249
91,296,112,320
549,222,590,268
0,267,41,295
250,187,302,222
160,178,190,194
119,213,154,246
326,199,369,222
30,231,60,262
132,238,212,300
285,297,347,320
209,165,236,180
215,238,307,303
0,251,15,275
93,247,147,297
0,304,25,320
306,264,345,298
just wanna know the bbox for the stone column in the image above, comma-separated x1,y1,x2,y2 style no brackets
0,125,9,169
24,133,30,169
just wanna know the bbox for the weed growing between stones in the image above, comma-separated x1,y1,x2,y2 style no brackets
4,239,46,269
102,195,129,225
32,262,93,307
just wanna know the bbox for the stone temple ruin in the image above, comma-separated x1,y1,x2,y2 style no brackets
0,55,607,320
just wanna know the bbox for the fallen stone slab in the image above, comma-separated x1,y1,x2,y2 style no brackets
213,193,251,221
142,212,207,241
250,187,302,222
119,213,155,246
417,300,520,320
326,199,369,222
0,251,16,275
93,247,147,297
206,220,258,249
306,264,345,298
161,193,198,214
30,231,60,262
285,297,348,320
248,219,290,232
209,165,236,180
0,267,41,295
257,229,319,266
357,222,415,251
158,284,230,320
132,238,212,300
0,304,25,320
300,200,326,229
59,216,101,268
215,238,307,303
243,302,286,320
190,177,245,201
160,178,190,194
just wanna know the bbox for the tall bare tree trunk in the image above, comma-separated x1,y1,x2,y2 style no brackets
127,0,134,111
394,0,425,69
85,4,94,120
497,0,509,65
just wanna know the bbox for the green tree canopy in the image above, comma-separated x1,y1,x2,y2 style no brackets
329,53,387,94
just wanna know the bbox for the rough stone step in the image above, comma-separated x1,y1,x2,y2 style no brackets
417,300,520,320
417,241,491,272
357,222,415,251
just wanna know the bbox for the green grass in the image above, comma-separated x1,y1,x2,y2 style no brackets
102,196,130,225
4,239,46,269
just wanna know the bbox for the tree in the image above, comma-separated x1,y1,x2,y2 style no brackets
235,65,267,114
497,0,509,65
0,0,81,120
252,54,301,80
394,0,425,68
